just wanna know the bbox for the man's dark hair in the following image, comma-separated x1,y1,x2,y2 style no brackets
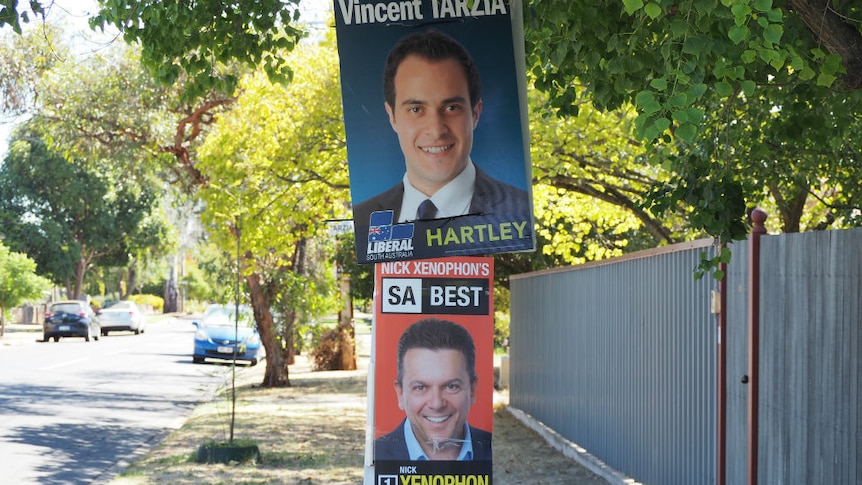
396,318,477,386
383,29,482,110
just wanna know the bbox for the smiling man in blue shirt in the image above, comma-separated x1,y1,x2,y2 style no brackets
375,318,492,461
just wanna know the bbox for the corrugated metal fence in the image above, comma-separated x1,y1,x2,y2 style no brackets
725,229,862,484
509,226,862,484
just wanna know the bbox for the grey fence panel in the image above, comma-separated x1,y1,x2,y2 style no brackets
510,228,861,484
756,229,862,485
510,241,719,485
724,239,751,485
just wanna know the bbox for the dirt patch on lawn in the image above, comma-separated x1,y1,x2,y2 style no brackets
105,356,608,485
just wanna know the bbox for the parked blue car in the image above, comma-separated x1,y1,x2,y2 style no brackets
192,304,263,366
43,300,101,342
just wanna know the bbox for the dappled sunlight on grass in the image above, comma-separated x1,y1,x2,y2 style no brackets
108,353,607,484
110,356,366,484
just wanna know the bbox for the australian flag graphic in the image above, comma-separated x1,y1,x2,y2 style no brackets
368,211,393,242
368,211,414,242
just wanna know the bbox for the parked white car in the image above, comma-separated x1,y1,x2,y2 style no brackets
97,300,145,336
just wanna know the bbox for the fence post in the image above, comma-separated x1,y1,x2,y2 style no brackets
747,208,768,485
717,243,727,485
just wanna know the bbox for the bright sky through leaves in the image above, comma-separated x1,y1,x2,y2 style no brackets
0,0,333,159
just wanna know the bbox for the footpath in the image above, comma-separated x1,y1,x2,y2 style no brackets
0,322,43,345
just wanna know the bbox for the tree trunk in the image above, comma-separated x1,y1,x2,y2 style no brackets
72,258,87,300
768,182,808,233
163,264,178,313
123,266,136,300
789,0,862,90
283,308,296,365
280,237,309,367
338,323,357,370
247,272,291,387
338,275,357,370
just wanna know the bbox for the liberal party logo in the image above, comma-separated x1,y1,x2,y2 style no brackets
367,211,415,255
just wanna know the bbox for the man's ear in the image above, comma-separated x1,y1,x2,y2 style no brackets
385,102,396,128
394,380,406,411
470,379,477,405
472,99,483,129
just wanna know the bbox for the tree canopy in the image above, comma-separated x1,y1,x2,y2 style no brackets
0,0,45,34
4,1,861,293
0,242,52,335
525,0,862,246
196,35,349,385
0,130,163,299
90,0,306,102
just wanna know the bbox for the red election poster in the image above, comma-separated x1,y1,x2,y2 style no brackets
371,256,494,484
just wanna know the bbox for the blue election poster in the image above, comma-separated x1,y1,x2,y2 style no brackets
333,0,535,264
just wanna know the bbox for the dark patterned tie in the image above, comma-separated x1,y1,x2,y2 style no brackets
417,199,437,219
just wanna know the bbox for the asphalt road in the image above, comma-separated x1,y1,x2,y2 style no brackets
0,314,244,485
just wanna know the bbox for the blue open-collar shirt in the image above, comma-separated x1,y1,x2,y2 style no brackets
403,419,474,461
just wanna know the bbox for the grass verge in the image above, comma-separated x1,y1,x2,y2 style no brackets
107,357,367,485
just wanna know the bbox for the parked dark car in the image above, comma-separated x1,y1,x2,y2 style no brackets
97,300,145,336
43,300,101,342
192,304,263,366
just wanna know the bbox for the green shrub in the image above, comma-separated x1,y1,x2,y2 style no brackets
130,294,164,313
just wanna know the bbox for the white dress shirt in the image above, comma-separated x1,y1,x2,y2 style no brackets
397,161,476,223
